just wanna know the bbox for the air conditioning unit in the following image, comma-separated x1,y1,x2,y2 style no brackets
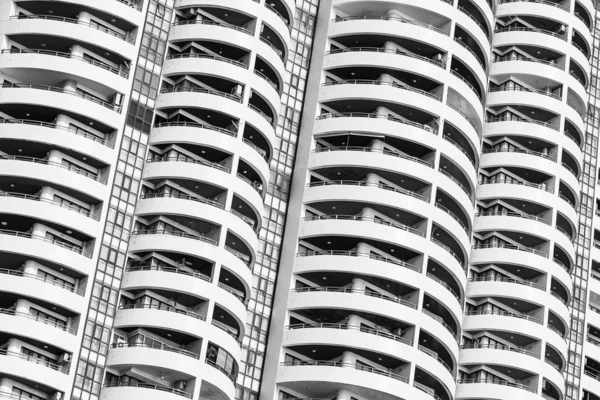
231,85,243,97
434,53,442,61
52,393,63,400
558,25,566,32
57,353,72,365
175,380,187,390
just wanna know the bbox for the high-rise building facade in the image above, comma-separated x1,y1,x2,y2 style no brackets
1,1,600,400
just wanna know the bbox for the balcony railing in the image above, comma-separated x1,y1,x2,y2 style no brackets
2,82,121,112
497,0,568,10
290,286,418,309
313,145,434,167
483,146,557,161
486,115,559,131
286,322,413,345
460,343,540,359
103,381,191,398
439,168,472,199
145,156,230,173
166,53,248,69
332,15,448,36
225,245,252,268
468,276,545,290
0,228,92,257
295,249,422,272
418,345,453,374
160,86,242,103
118,303,206,320
0,268,84,295
431,237,465,267
326,46,445,68
140,192,224,209
472,242,548,258
206,359,237,382
259,36,284,60
322,79,442,101
0,190,99,220
153,121,237,137
131,229,218,246
306,179,429,202
478,177,554,193
464,309,542,324
316,111,437,133
0,118,113,148
435,203,469,233
279,360,409,383
110,341,200,359
423,309,458,338
0,154,105,183
427,272,461,301
0,349,68,374
125,265,212,282
301,214,425,237
492,55,564,70
494,25,566,40
457,378,537,393
0,308,76,334
441,135,477,167
476,210,551,225
172,19,253,35
9,15,135,43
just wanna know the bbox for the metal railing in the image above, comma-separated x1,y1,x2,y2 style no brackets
468,276,545,290
497,0,568,10
306,179,429,202
9,14,135,43
153,120,237,137
259,36,284,59
446,102,478,130
206,359,237,382
103,381,191,398
225,246,252,267
279,360,409,382
322,79,441,101
494,26,566,40
435,203,469,233
236,173,264,195
431,237,465,267
483,146,557,161
475,210,551,225
2,82,121,112
118,303,205,320
453,37,486,69
160,86,242,102
332,15,448,36
0,228,91,257
457,5,489,37
286,322,413,345
325,46,445,68
0,154,105,183
290,286,417,309
316,111,437,133
0,117,113,147
295,249,422,272
464,309,542,324
265,3,289,25
166,53,248,69
441,135,477,167
140,192,224,209
131,229,218,246
1,48,129,77
418,345,453,374
242,138,269,161
456,378,537,393
485,115,559,131
125,265,212,282
0,268,84,295
301,214,425,237
248,103,275,126
218,282,246,303
472,242,548,258
313,145,434,167
230,209,257,230
0,190,99,220
460,343,540,358
414,382,443,400
145,156,230,173
571,40,589,58
172,19,253,35
0,308,76,334
0,349,68,374
253,69,279,91
423,309,458,338
427,273,461,301
488,85,561,100
492,55,564,70
110,341,200,359
115,0,143,10
478,177,554,193
439,168,472,198
450,69,482,100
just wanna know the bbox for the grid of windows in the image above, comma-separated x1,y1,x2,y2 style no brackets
235,1,320,399
70,2,174,399
564,10,600,400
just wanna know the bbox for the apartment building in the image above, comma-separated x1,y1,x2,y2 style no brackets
0,0,598,400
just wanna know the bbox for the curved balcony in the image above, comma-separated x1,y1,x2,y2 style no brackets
5,15,136,59
102,382,192,400
277,360,438,400
122,266,247,326
0,118,114,162
0,268,85,314
456,378,539,400
150,123,271,187
142,160,264,223
0,349,71,393
294,250,463,312
0,48,129,92
0,83,122,128
283,323,456,389
289,287,459,352
114,304,240,357
107,342,200,380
